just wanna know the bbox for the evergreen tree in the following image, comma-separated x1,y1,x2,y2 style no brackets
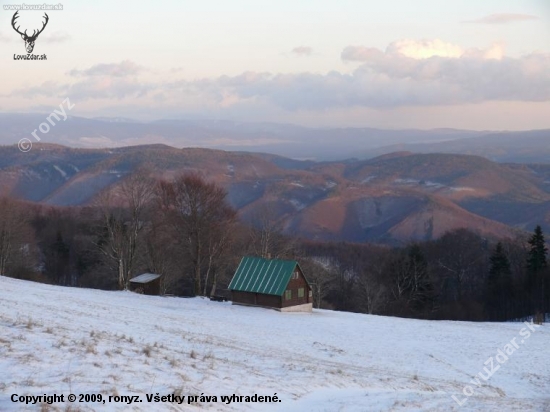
486,242,513,320
46,231,70,285
526,225,548,316
527,226,548,273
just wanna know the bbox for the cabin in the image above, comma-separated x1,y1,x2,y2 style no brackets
129,273,163,295
228,256,312,312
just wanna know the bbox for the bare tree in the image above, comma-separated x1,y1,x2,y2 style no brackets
94,169,155,290
388,245,434,313
433,229,487,302
144,217,180,295
248,203,296,259
204,220,235,296
158,173,236,296
356,255,389,315
300,257,337,309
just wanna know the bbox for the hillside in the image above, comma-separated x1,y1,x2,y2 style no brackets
1,145,549,243
0,277,548,411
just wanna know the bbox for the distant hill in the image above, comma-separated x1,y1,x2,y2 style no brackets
0,114,487,161
362,130,550,163
2,113,548,162
1,144,549,244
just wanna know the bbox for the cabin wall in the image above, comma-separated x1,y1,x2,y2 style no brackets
231,291,282,308
256,293,281,308
281,266,311,308
130,277,162,295
232,291,256,305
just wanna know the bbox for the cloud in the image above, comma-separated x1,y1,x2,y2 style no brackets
386,39,464,59
42,31,71,44
342,39,503,62
7,43,550,111
67,78,153,100
341,46,383,62
69,60,143,77
200,42,549,109
291,46,313,57
10,77,152,101
464,13,539,24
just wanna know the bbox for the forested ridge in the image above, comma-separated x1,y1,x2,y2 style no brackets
0,172,548,322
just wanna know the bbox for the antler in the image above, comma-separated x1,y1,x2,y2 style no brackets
11,11,26,37
32,13,49,38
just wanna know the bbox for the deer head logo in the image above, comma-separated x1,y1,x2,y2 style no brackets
11,11,49,54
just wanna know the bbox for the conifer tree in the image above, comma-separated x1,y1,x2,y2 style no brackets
526,225,548,317
486,242,513,320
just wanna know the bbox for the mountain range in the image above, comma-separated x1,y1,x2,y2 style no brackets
0,143,548,244
1,114,548,162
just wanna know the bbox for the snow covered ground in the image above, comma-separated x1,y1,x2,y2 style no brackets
0,276,549,411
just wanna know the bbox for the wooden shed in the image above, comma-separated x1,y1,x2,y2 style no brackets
228,256,312,312
129,273,163,296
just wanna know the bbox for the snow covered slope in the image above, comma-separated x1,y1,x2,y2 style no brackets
0,277,548,411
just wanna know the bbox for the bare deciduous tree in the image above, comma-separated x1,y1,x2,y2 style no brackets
300,257,337,309
248,203,296,259
94,169,155,290
158,173,236,296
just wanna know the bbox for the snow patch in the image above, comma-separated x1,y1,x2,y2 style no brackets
450,187,476,192
53,165,68,179
289,199,306,210
361,176,376,184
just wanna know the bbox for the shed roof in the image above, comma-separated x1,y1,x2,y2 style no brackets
129,273,162,284
228,256,302,296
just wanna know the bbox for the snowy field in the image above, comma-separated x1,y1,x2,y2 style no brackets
0,277,549,411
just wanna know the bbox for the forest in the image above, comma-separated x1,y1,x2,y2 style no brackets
0,171,548,322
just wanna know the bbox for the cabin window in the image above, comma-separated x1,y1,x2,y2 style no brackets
298,288,304,298
285,290,292,300
293,271,299,280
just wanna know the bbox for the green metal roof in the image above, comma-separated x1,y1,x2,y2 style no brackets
228,256,299,296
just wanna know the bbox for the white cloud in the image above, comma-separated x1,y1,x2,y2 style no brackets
343,39,504,62
387,39,464,59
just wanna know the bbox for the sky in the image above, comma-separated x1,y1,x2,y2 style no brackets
0,0,549,130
